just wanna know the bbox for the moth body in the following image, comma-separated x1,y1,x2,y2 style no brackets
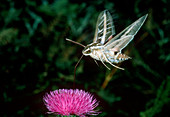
83,43,131,65
67,10,148,70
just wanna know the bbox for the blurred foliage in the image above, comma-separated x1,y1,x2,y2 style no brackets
0,0,169,117
140,76,170,117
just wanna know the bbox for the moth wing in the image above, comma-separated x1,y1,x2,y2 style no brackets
104,14,148,51
93,10,115,45
107,35,134,52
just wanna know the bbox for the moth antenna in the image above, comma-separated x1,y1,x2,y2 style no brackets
73,54,84,88
66,38,85,48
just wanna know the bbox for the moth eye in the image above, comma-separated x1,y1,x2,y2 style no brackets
86,49,91,54
83,48,91,54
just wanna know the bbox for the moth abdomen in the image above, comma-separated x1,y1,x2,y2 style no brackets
106,52,131,64
116,53,131,61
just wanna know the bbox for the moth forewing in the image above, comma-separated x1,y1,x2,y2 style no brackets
104,14,148,50
93,10,115,44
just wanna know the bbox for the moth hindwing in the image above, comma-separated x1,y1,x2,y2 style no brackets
66,10,148,70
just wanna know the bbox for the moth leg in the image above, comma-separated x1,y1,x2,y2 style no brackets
94,59,99,66
103,53,124,70
99,54,111,70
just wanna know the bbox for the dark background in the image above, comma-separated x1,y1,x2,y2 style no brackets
0,0,169,116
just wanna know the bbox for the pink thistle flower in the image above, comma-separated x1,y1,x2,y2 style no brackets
43,89,100,117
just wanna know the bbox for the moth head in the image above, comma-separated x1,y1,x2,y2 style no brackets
82,46,92,56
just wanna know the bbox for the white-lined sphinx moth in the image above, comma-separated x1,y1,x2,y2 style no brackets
67,10,148,70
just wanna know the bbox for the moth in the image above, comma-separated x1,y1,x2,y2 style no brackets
66,10,148,70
